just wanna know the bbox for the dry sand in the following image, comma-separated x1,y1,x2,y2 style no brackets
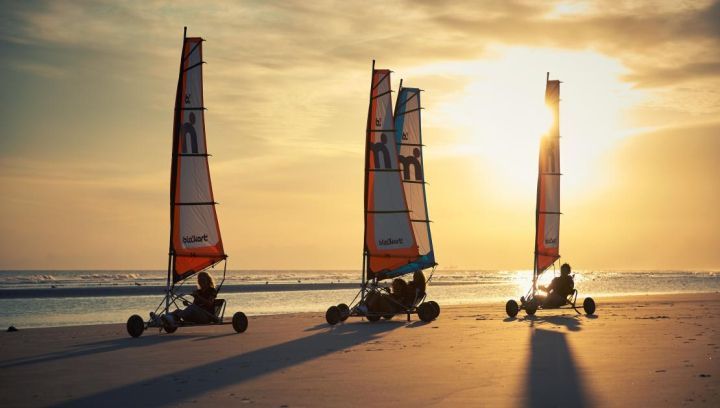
1,293,718,407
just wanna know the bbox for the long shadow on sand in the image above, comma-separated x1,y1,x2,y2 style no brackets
0,333,203,369
56,322,402,407
524,328,593,408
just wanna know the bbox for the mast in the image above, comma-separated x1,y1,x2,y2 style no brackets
361,60,375,301
167,26,187,312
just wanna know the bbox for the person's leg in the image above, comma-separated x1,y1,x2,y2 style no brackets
543,293,565,308
181,304,211,324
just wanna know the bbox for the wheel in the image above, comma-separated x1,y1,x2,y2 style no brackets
325,306,341,325
505,299,519,318
428,301,440,319
525,304,537,316
382,314,394,320
337,303,350,321
583,297,596,315
417,302,435,322
126,314,145,338
366,314,381,322
232,311,249,333
163,320,178,334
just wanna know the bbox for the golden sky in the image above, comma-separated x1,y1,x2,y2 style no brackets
0,0,718,270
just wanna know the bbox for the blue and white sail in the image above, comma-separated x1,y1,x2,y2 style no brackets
384,85,436,278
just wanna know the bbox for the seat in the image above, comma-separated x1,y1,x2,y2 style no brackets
212,299,226,322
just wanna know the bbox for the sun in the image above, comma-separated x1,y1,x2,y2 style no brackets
407,46,644,200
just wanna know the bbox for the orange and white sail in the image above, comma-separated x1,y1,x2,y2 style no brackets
534,76,561,276
364,64,419,279
169,35,226,283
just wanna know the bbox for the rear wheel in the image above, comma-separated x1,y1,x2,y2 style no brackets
428,301,440,319
163,321,178,334
505,300,519,318
366,314,381,322
418,302,435,322
525,304,537,316
337,303,350,321
232,311,249,333
126,315,145,338
325,306,341,325
583,297,596,315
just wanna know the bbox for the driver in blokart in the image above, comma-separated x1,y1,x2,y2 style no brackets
534,263,575,308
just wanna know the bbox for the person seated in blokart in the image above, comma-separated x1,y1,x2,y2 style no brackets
154,271,218,327
533,263,575,308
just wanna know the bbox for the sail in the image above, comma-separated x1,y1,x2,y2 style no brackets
364,66,419,280
392,86,436,275
169,36,226,283
535,77,561,275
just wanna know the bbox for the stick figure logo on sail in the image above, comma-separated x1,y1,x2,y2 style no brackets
399,148,423,181
181,112,199,154
371,134,392,169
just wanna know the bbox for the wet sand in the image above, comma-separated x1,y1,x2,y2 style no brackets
1,293,718,407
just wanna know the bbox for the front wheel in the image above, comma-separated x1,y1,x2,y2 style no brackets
505,300,519,318
583,297,596,315
325,306,341,325
337,303,350,321
232,312,249,333
127,315,145,338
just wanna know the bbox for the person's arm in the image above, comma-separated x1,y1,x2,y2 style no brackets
547,278,557,294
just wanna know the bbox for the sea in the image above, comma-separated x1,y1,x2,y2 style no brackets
1,269,718,328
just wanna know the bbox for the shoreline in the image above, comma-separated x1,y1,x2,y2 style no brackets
2,291,719,330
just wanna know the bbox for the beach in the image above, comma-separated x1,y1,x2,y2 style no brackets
1,292,718,407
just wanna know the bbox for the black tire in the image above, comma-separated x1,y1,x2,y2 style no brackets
418,302,435,322
428,301,440,319
232,311,249,333
583,297,596,315
525,304,537,316
382,314,394,320
337,303,350,321
505,299,519,318
163,320,178,334
325,306,341,325
126,314,145,338
366,314,381,322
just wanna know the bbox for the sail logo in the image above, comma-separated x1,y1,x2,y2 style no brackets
378,237,404,246
371,134,392,169
183,234,209,245
181,112,199,154
402,131,409,141
398,148,422,181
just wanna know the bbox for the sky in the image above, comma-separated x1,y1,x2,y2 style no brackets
0,0,718,271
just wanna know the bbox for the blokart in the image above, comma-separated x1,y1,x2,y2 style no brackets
504,73,596,319
126,28,247,337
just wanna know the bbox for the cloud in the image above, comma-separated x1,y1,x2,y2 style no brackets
11,60,65,78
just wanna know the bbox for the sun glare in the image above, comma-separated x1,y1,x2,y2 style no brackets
406,47,646,201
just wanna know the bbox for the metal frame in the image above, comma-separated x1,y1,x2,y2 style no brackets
342,261,436,322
